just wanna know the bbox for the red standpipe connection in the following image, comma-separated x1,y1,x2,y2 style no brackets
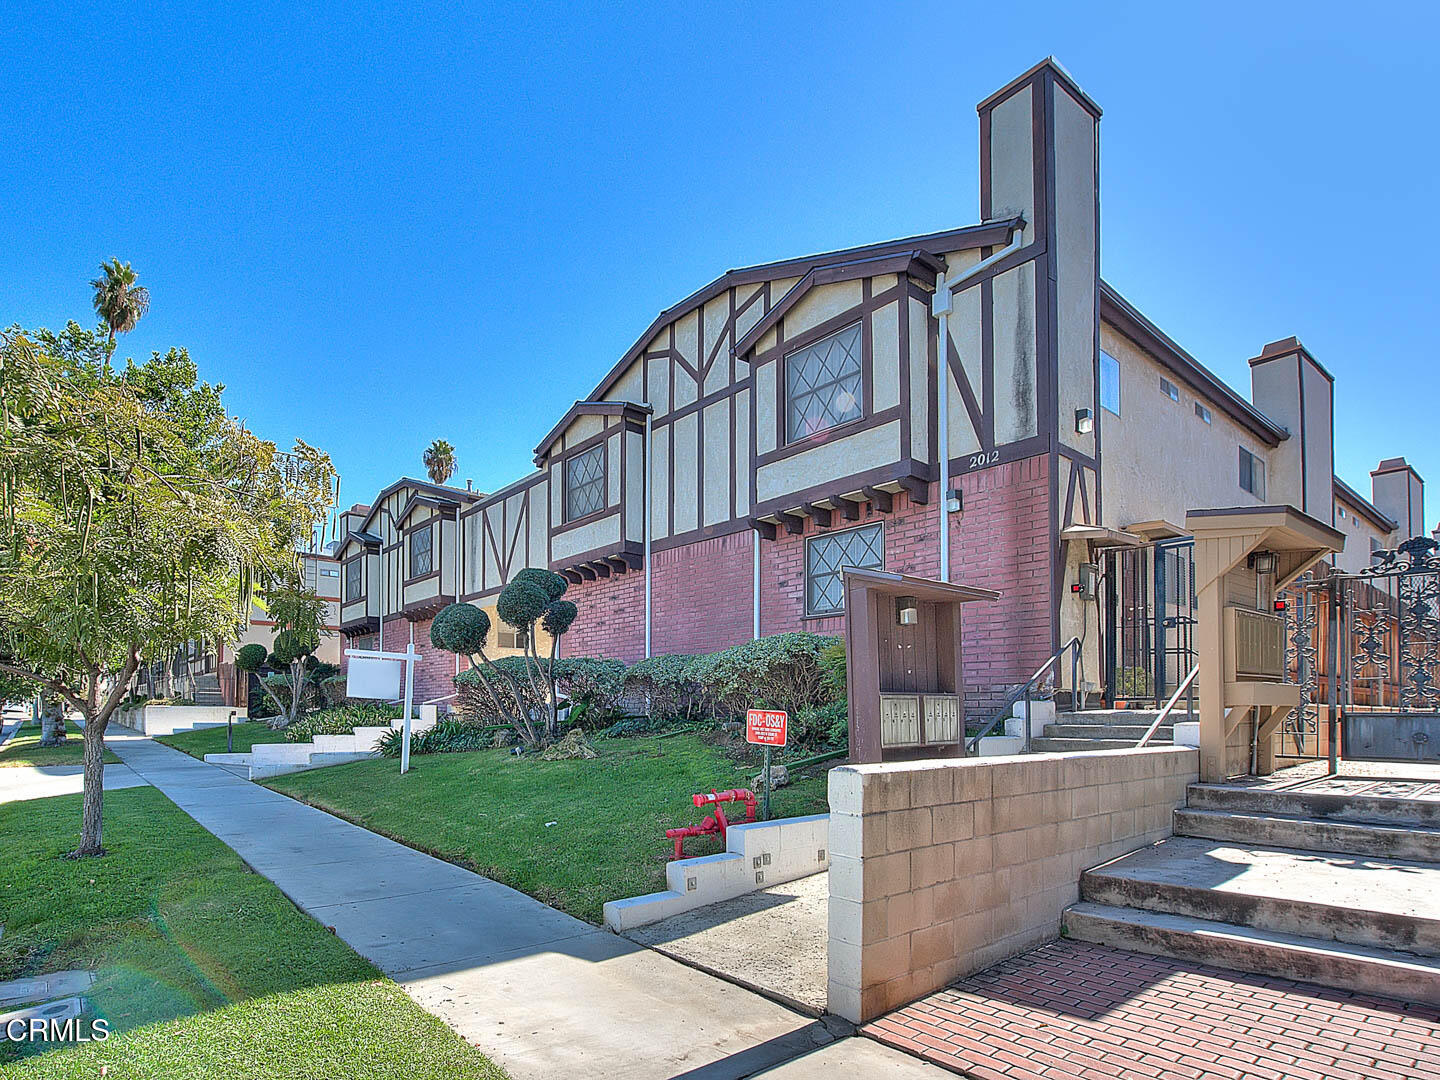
664,788,758,859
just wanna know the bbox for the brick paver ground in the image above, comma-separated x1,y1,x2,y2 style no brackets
863,939,1440,1080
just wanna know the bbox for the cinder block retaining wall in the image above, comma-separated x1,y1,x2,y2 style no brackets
826,746,1199,1022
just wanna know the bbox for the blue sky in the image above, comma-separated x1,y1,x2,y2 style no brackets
3,2,1436,533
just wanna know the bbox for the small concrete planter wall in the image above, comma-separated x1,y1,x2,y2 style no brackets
1006,699,1055,738
1172,721,1200,747
977,735,1025,756
603,813,830,932
120,704,238,736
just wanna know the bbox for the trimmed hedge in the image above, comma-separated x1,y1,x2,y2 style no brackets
623,654,705,723
690,632,841,717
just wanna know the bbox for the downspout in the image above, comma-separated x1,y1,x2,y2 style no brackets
930,220,1026,582
455,503,463,678
753,529,761,640
644,407,653,659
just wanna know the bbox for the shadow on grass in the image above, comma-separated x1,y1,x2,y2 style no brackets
0,786,501,1078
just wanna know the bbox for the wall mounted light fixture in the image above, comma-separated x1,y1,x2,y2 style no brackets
945,488,963,514
1075,408,1094,435
1249,550,1278,575
896,595,919,625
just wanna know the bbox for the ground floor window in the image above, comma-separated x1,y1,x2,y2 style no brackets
806,522,884,615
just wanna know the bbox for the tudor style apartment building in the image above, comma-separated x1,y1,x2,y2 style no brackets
335,59,1425,715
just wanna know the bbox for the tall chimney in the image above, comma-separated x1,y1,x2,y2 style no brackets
1248,337,1334,520
1371,457,1424,540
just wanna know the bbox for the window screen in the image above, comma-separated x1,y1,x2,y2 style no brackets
564,446,606,522
806,523,884,615
785,324,864,442
409,524,433,577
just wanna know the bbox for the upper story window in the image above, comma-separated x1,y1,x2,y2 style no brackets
806,522,884,616
785,323,864,443
1099,351,1120,416
1160,376,1180,403
1239,447,1266,499
1194,402,1212,424
344,558,362,601
564,445,606,522
320,567,339,578
409,523,433,577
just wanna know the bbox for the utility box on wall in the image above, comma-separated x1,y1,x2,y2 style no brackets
842,568,1000,764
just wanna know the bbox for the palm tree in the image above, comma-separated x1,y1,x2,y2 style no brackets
423,439,456,485
90,259,151,351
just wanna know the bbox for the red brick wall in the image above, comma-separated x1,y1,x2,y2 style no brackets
560,531,756,661
759,454,1054,717
559,453,1056,720
380,616,468,708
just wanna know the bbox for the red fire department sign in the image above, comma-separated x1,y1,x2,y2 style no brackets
745,708,788,747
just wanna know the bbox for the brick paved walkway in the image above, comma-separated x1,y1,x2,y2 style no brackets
863,940,1440,1080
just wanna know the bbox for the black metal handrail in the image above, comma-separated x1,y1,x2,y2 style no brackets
965,636,1083,754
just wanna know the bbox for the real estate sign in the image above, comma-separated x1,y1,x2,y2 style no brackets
746,708,788,747
345,655,403,702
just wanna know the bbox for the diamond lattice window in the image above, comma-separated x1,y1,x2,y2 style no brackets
806,523,885,615
409,524,433,578
785,323,864,442
345,558,362,601
565,446,606,522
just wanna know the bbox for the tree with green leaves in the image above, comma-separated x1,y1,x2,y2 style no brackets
423,439,456,485
0,313,335,856
431,568,577,747
90,259,150,354
253,582,329,728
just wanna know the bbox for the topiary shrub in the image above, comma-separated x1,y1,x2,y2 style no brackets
431,603,491,654
235,643,268,673
431,570,583,749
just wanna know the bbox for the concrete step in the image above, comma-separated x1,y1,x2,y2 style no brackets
1063,901,1440,1006
1175,807,1440,863
1186,782,1440,828
1044,723,1175,740
1081,835,1440,957
1030,737,1153,752
1056,709,1196,727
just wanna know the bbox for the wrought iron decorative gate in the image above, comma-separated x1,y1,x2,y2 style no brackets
1102,539,1196,706
1339,536,1440,762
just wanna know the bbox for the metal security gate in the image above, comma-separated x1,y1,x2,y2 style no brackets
1102,539,1196,706
1336,537,1440,762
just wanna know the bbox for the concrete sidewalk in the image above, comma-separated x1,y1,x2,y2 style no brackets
107,732,941,1080
0,763,148,804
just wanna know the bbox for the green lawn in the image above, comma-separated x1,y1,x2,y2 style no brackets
0,724,120,768
0,786,504,1079
156,720,285,759
267,733,834,924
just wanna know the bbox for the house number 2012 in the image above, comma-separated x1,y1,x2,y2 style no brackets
963,450,1000,470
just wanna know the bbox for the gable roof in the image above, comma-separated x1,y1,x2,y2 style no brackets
350,477,482,537
573,217,1023,410
733,249,945,360
1334,475,1397,532
1100,282,1289,447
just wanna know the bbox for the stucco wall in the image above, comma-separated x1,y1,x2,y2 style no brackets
1099,323,1280,531
826,746,1198,1022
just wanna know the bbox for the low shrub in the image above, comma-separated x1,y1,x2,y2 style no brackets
377,717,495,758
283,702,403,743
692,633,841,718
623,654,706,723
552,657,626,728
455,657,546,724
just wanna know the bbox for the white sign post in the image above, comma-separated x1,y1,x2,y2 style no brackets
345,642,419,774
